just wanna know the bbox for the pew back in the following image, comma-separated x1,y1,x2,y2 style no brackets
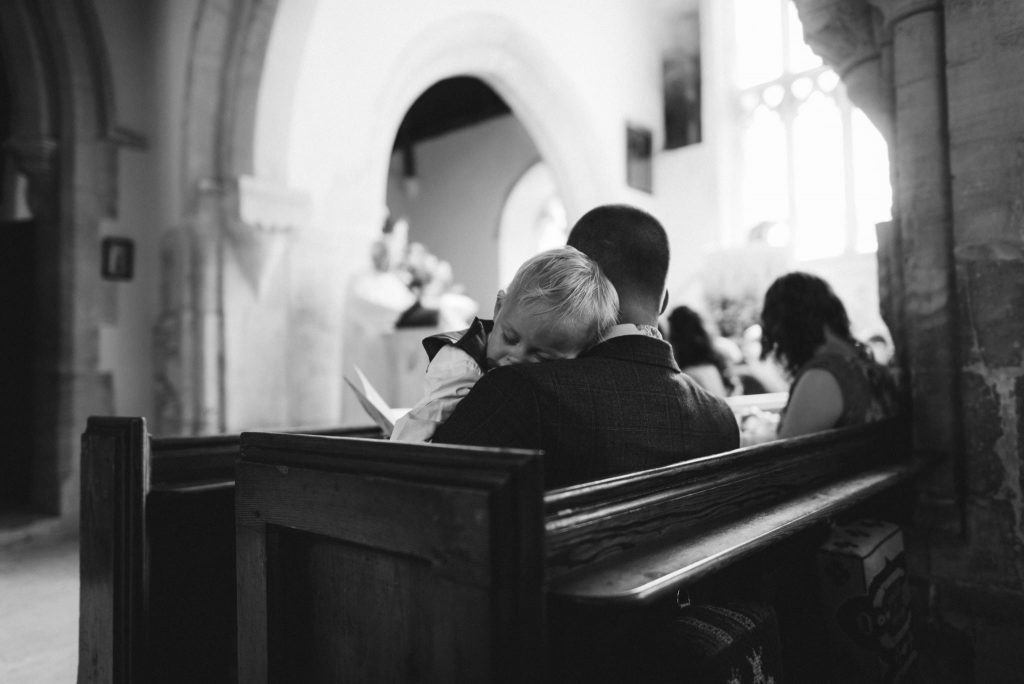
78,416,379,684
545,418,912,602
236,419,919,681
235,435,546,684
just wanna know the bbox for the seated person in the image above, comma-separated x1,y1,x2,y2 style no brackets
433,204,740,489
760,271,901,438
391,246,618,442
666,305,738,398
735,323,790,395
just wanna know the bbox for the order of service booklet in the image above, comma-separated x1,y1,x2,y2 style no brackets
344,367,409,437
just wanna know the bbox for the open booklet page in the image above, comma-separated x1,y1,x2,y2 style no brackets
344,367,409,437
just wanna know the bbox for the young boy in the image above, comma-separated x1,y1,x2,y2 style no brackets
390,246,618,442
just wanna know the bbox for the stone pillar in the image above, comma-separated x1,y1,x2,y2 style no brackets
886,0,964,536
944,0,1024,600
794,0,963,531
153,179,227,437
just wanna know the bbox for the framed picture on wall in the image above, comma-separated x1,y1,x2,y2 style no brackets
663,9,702,149
626,124,653,193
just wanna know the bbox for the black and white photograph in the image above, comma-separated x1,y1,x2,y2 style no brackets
0,1,1020,682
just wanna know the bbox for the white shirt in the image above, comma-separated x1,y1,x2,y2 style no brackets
390,344,483,442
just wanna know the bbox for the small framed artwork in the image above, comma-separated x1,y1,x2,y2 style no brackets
626,124,653,193
663,9,703,149
101,237,135,281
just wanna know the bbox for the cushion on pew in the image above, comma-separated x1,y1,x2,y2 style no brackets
639,602,784,684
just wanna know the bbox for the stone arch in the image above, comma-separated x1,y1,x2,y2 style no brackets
0,0,119,517
164,4,615,433
362,13,614,223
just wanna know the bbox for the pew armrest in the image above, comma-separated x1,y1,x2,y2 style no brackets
548,456,925,605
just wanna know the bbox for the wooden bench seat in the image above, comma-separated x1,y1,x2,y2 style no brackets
235,418,919,682
77,417,380,684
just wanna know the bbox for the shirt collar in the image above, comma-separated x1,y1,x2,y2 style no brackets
603,323,663,341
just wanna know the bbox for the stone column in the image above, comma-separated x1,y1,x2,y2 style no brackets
794,0,963,532
944,0,1024,599
887,0,963,536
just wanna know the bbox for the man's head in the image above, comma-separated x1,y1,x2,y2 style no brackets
567,204,670,326
487,246,618,367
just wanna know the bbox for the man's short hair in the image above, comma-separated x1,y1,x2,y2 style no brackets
505,246,619,344
566,204,670,305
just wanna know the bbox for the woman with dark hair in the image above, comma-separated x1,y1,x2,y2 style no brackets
667,305,736,398
760,271,899,437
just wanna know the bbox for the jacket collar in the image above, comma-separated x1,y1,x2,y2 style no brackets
422,317,492,368
582,334,680,371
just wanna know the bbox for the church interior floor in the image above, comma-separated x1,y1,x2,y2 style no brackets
0,533,79,683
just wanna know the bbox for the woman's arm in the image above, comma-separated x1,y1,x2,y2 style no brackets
777,368,843,438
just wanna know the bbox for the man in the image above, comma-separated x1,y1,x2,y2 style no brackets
433,204,739,488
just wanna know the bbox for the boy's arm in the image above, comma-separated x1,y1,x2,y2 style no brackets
431,367,538,448
390,345,483,441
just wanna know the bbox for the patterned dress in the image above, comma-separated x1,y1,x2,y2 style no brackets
783,349,901,429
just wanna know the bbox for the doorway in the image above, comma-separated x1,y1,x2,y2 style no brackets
384,76,561,310
0,213,35,511
0,44,36,515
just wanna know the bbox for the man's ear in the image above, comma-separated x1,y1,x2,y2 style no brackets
659,289,669,316
493,290,506,317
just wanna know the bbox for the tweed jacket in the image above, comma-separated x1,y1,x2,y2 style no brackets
432,334,740,489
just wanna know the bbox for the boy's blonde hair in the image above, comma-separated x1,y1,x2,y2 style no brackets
504,246,619,345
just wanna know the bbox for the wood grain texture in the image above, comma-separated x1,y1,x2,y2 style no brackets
544,420,909,583
548,459,923,603
82,417,914,681
150,425,379,489
77,416,148,684
235,432,546,683
78,418,383,684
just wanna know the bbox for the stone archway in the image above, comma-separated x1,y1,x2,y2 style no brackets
163,3,617,433
0,0,120,520
365,13,614,224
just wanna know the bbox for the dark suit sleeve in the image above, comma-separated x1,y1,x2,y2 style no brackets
431,368,538,449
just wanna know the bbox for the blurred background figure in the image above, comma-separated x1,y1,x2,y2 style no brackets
735,324,789,395
666,305,738,398
760,272,900,438
866,332,894,366
397,238,477,331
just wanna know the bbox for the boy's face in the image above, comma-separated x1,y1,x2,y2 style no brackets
487,295,590,368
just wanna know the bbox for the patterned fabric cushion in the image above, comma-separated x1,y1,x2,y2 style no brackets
640,602,784,684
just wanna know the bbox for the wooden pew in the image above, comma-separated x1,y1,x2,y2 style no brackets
235,418,920,682
77,416,381,684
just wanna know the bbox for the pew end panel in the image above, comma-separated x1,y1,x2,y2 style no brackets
79,417,149,683
78,417,382,684
235,433,546,684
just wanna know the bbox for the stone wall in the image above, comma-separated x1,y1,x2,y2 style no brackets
796,0,1024,678
939,0,1024,663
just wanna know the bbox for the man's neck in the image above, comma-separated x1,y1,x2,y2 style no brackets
618,298,660,327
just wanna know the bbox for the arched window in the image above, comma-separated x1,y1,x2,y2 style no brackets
733,0,890,260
